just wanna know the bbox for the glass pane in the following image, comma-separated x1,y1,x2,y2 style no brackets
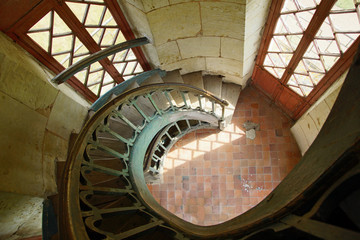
316,18,334,38
273,67,285,78
288,75,297,86
86,27,104,44
330,12,360,32
53,13,71,35
53,53,71,68
303,58,325,73
296,10,315,30
101,28,119,46
66,2,87,24
123,61,137,75
304,42,319,58
126,49,137,61
274,18,288,34
281,13,303,33
74,68,89,84
286,34,302,51
103,72,114,85
102,9,117,26
336,33,360,52
28,32,50,51
274,35,293,52
315,39,340,55
321,55,339,71
279,53,293,66
85,4,105,26
289,85,305,96
29,12,51,31
89,83,100,96
294,60,307,74
268,39,281,52
309,72,325,84
295,0,317,10
299,85,313,96
134,63,143,74
264,67,279,78
281,0,298,13
268,53,285,67
52,35,73,54
294,74,313,87
100,83,115,96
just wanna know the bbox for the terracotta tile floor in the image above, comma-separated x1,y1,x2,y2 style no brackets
148,86,301,226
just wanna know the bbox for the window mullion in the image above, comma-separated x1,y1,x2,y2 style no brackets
280,0,337,85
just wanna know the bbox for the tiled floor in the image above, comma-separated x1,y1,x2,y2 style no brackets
148,86,301,226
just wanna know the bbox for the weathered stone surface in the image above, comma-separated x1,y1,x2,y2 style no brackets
0,91,46,196
201,2,245,39
125,0,144,11
147,3,201,46
178,37,220,59
221,37,244,61
206,57,242,79
157,41,181,65
0,50,58,114
47,92,88,140
162,57,206,75
0,192,43,239
42,131,69,195
142,0,169,12
119,0,161,67
309,101,331,131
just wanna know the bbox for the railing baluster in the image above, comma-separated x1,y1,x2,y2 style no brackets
146,92,162,115
114,110,141,133
164,90,175,110
131,99,150,122
100,125,134,146
180,91,189,108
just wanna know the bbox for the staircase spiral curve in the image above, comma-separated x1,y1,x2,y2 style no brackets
55,38,360,240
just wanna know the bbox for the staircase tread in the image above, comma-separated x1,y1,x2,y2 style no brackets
221,82,241,109
182,71,204,89
162,70,184,84
140,73,164,86
203,75,222,98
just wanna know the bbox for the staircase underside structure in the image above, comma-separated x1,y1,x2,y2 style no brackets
54,39,360,240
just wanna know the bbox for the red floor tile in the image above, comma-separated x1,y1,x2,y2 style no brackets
148,86,301,226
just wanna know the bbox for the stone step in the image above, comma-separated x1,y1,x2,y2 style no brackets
221,82,242,124
203,75,222,98
161,70,185,106
140,72,164,86
182,71,204,106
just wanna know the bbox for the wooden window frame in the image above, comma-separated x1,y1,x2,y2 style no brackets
1,0,151,102
252,0,360,120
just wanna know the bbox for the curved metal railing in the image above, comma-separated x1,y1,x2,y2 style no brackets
60,83,228,239
55,38,360,240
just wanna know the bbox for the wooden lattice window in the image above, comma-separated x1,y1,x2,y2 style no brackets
4,0,150,101
263,0,360,97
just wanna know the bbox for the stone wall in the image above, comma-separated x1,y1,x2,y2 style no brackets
0,32,89,239
119,0,271,87
290,70,348,155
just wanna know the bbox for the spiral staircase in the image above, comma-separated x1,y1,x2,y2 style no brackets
51,39,360,240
